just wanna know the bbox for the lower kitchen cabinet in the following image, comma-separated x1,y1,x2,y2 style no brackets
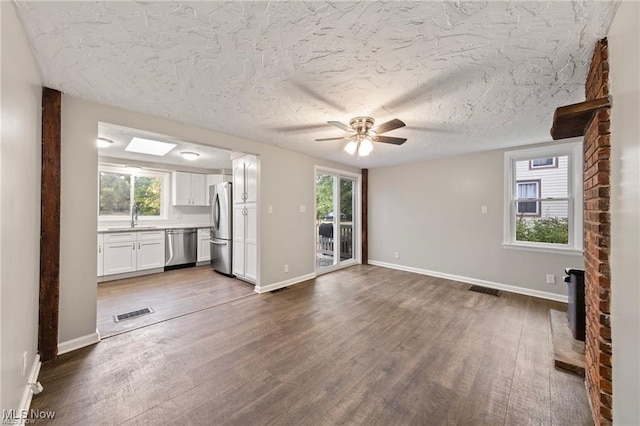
136,230,165,270
97,233,104,277
197,228,211,263
103,239,137,275
232,203,257,282
101,230,165,277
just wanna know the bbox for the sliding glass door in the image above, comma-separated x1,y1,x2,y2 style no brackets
316,169,359,272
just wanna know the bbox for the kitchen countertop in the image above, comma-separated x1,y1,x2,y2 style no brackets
98,224,212,233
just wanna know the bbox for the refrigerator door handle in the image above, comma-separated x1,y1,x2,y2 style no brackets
210,240,227,245
214,193,221,230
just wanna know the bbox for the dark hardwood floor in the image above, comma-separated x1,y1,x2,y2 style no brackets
33,265,592,425
98,266,255,338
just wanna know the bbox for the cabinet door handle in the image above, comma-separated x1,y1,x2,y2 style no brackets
132,243,135,250
98,246,101,253
138,243,141,250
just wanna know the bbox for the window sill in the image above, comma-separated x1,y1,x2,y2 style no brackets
502,243,583,256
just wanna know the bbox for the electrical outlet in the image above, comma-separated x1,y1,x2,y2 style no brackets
299,205,306,213
22,352,27,376
268,205,273,214
284,264,289,273
481,205,488,214
546,274,556,285
394,252,400,259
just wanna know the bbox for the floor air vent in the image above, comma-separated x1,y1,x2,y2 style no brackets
114,307,154,323
270,287,288,294
469,285,502,297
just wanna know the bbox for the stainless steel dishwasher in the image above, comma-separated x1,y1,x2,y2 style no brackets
164,228,197,268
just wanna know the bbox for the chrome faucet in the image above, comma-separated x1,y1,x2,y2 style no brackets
131,203,139,228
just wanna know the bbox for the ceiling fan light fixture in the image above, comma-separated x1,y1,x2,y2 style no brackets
344,141,358,155
358,138,374,156
180,151,200,161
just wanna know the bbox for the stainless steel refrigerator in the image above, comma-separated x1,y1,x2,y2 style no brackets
210,182,233,275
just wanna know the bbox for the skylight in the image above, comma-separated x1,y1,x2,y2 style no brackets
125,137,177,156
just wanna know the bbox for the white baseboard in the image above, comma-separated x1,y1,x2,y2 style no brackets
255,272,316,294
368,260,568,303
16,354,41,425
58,329,101,355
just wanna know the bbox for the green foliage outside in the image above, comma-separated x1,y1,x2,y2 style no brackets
134,176,161,216
316,174,353,221
99,173,131,215
516,216,569,244
99,172,161,216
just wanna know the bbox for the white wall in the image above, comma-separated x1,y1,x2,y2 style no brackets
59,96,359,347
368,143,583,300
0,1,42,413
609,2,640,423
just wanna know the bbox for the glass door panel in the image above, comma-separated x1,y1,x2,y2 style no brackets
339,178,355,262
316,174,336,269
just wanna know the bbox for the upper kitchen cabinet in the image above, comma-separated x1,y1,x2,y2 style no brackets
172,172,207,206
232,155,257,205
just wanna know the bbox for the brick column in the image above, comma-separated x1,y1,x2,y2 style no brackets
583,38,613,425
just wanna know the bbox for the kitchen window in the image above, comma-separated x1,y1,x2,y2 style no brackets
99,165,169,219
503,141,583,255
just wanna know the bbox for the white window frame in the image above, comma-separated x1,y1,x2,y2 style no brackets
529,157,558,169
503,140,583,255
98,164,170,221
516,180,541,216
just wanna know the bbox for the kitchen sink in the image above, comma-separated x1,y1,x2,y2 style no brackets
107,226,158,231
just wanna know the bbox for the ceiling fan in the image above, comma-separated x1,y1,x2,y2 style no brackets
315,116,407,156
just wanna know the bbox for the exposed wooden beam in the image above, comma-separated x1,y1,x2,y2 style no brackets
361,168,368,265
39,87,62,362
550,96,611,140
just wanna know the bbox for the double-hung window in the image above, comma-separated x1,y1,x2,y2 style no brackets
516,180,541,216
503,141,583,254
99,164,169,220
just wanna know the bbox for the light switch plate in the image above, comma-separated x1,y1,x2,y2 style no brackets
299,205,306,213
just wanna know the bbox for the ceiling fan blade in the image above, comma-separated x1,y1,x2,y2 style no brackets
376,136,407,145
372,119,405,134
315,137,350,142
327,121,354,132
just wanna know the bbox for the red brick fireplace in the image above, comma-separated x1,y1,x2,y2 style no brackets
583,38,613,425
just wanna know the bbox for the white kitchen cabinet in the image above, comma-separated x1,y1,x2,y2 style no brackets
197,228,211,262
103,233,137,275
233,155,257,205
135,230,165,270
244,204,257,281
172,172,207,206
232,154,258,283
97,233,104,277
101,230,164,277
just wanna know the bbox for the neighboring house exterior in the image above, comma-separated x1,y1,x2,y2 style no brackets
515,156,568,219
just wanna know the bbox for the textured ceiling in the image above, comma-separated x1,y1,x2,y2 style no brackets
15,1,619,168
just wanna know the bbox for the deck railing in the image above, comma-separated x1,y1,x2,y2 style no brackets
317,223,353,259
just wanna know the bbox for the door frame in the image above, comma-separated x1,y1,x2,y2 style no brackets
314,166,362,275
